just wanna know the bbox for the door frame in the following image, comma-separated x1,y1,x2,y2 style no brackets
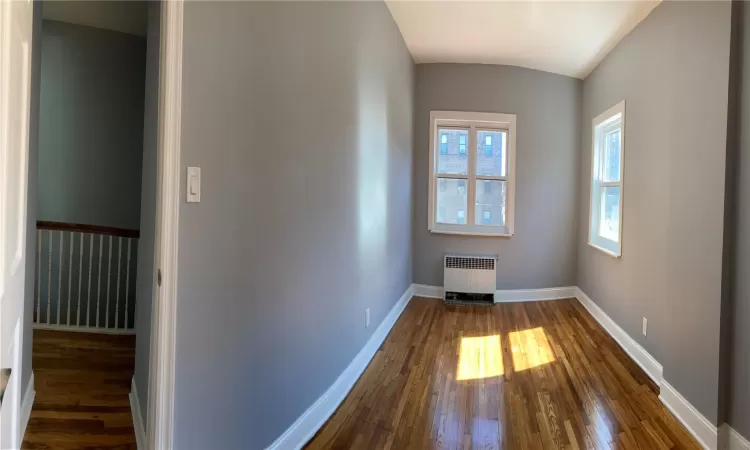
147,0,183,448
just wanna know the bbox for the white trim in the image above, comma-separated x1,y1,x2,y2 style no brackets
32,323,136,335
588,100,625,258
146,1,183,450
266,284,416,450
428,110,516,237
19,372,34,442
130,377,146,450
720,424,750,450
411,284,444,299
659,380,718,450
494,286,577,302
574,287,663,385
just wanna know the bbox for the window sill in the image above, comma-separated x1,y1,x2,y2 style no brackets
429,228,513,238
588,242,621,258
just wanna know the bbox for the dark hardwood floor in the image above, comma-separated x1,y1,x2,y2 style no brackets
22,329,137,450
306,297,700,450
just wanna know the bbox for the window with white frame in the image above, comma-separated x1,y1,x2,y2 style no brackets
589,101,625,257
428,111,516,236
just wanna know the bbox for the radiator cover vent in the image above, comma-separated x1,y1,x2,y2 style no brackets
445,256,495,271
443,255,497,306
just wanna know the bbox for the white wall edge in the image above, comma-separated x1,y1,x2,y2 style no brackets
146,1,183,449
659,380,717,450
32,323,136,335
130,377,147,450
574,287,663,385
266,284,416,450
720,424,750,450
495,286,577,302
20,371,35,441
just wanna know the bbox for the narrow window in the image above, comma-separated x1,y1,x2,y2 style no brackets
484,135,492,157
459,134,467,156
589,101,625,257
483,210,491,225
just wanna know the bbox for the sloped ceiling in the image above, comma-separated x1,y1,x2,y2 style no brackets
386,0,661,79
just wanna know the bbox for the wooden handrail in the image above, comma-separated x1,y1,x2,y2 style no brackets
37,221,140,238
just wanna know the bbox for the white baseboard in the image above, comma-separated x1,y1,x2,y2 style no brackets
495,286,577,302
411,284,443,299
130,377,147,450
412,284,578,303
266,284,415,450
720,424,750,450
659,380,717,450
574,287,663,385
20,371,35,441
33,323,136,335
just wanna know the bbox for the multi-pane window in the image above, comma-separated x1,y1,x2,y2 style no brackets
589,101,625,257
429,111,516,236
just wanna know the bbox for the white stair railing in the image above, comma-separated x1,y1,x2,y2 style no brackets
33,221,139,334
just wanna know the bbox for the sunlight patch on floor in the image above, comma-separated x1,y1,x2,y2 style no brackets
457,335,504,380
509,327,555,372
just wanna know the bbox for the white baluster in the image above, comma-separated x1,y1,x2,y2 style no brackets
36,230,41,323
67,232,73,325
77,232,83,326
57,231,63,325
47,230,52,324
97,235,103,328
115,237,122,329
87,234,93,327
105,236,113,329
125,239,132,329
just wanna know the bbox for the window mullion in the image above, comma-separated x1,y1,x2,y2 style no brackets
436,173,469,180
467,125,477,226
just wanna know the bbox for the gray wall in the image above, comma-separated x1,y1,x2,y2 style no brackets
413,64,581,289
172,2,414,448
729,0,750,438
21,0,43,398
577,1,732,424
38,20,146,230
133,0,160,426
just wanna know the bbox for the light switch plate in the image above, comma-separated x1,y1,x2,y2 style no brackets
187,167,201,203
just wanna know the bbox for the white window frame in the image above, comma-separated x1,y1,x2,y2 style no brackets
588,100,625,258
428,111,516,237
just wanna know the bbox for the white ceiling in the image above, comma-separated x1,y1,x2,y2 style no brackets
43,1,148,37
385,0,660,79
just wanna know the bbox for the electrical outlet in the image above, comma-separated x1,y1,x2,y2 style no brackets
366,308,370,328
642,318,648,336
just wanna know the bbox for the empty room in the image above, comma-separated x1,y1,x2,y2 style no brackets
1,1,749,450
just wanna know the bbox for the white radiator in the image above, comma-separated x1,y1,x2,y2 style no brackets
443,255,497,303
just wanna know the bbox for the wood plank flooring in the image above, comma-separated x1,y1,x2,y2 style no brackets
306,298,700,450
22,329,137,449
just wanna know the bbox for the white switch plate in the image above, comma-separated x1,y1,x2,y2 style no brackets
187,167,201,203
642,317,648,336
365,308,370,328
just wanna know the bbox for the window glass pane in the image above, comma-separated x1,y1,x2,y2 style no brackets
602,129,621,182
436,178,468,224
598,186,620,242
475,180,506,227
476,130,506,177
437,128,469,175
